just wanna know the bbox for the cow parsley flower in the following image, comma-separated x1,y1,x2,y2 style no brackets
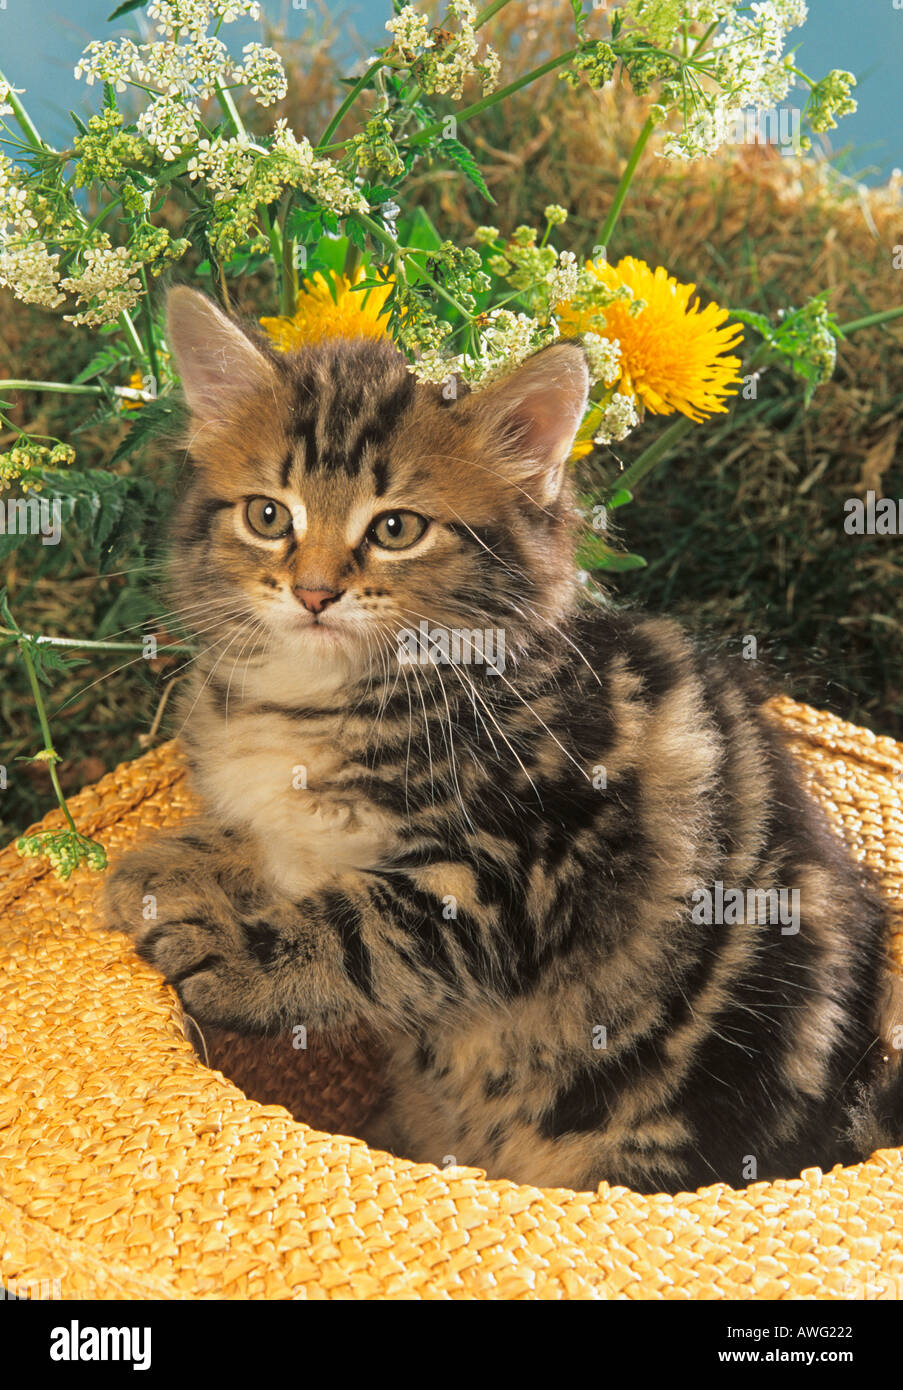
60,242,142,326
593,392,640,445
545,250,580,306
187,133,255,197
147,0,213,40
388,0,500,98
0,241,65,309
238,43,288,107
270,120,368,215
146,1,261,40
74,39,140,92
618,0,825,162
466,309,555,385
582,333,622,388
385,5,434,60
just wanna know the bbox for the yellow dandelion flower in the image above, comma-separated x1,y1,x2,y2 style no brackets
123,370,145,411
557,256,744,424
260,268,393,351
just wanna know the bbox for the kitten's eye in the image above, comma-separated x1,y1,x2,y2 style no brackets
245,496,293,539
367,510,429,551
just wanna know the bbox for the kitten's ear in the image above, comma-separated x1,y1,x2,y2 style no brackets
466,340,590,505
166,286,277,421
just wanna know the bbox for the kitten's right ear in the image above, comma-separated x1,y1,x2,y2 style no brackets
166,286,277,422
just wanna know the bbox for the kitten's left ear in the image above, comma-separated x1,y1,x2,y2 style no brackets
166,285,278,423
464,340,590,505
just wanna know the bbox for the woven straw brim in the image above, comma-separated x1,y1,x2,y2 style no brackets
1,695,902,1300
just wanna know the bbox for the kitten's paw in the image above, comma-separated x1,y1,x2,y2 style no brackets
104,838,294,1033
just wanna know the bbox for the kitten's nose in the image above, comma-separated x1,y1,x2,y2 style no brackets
293,587,344,614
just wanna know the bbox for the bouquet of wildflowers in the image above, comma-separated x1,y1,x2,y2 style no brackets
0,0,892,875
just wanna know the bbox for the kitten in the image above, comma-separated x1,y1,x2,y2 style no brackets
105,286,903,1193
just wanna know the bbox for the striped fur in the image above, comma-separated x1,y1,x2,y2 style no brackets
105,289,903,1192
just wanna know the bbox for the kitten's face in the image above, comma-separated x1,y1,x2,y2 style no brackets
167,289,589,680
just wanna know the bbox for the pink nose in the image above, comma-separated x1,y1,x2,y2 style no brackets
293,587,343,614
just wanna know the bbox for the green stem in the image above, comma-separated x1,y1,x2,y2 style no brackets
475,0,513,25
317,0,513,149
0,625,194,655
838,305,903,335
610,340,774,496
318,59,385,148
118,308,146,362
355,213,470,316
138,267,160,385
408,48,578,147
16,639,79,834
0,68,47,150
0,379,153,401
278,192,298,316
613,414,694,495
215,80,247,139
598,115,657,251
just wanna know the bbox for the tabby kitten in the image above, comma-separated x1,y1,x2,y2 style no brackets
105,286,903,1194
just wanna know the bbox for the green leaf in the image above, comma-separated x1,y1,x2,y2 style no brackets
399,205,443,253
436,138,494,204
570,0,588,41
69,110,89,137
27,643,86,686
74,344,132,384
345,216,368,252
107,0,146,20
310,234,349,274
109,395,188,465
607,488,633,510
732,308,775,342
576,531,647,572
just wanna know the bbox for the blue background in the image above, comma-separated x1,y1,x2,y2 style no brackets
1,0,901,182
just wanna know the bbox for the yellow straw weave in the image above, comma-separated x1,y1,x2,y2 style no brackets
2,694,902,1300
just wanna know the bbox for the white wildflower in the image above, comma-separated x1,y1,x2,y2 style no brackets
0,241,65,309
137,95,199,161
465,308,553,386
147,0,212,40
582,333,621,388
546,249,579,306
410,348,465,385
74,39,140,91
238,42,288,107
212,0,261,20
0,155,39,234
415,0,501,100
386,5,434,59
135,37,232,99
187,133,254,197
621,0,810,161
593,392,639,445
271,119,368,214
61,243,142,327
479,47,501,94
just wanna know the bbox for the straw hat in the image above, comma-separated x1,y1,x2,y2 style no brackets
2,695,901,1299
